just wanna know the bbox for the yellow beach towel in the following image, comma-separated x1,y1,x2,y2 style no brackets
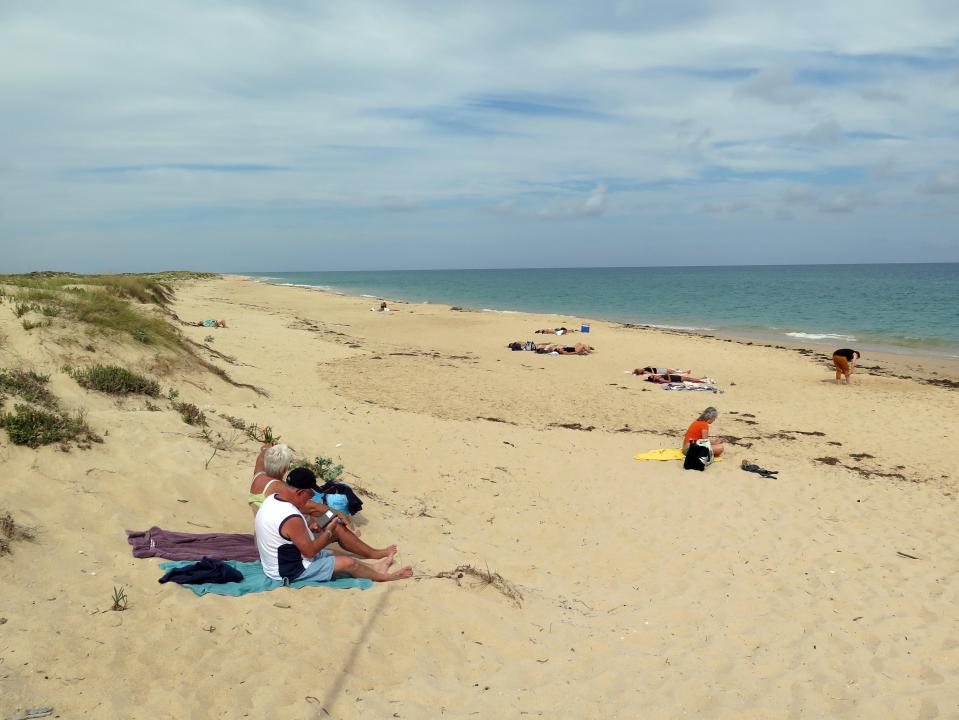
634,448,722,462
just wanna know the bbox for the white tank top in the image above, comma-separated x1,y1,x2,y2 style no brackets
254,494,315,581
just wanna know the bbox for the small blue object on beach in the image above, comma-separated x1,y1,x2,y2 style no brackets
325,494,350,515
581,324,590,333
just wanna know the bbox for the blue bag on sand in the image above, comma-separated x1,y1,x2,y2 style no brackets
312,492,350,515
325,494,350,515
318,481,364,515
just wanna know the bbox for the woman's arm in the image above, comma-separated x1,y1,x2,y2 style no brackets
253,444,271,475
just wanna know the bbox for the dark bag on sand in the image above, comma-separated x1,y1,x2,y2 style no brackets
318,481,364,515
683,440,713,472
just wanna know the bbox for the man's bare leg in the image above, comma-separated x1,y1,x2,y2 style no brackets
332,555,412,582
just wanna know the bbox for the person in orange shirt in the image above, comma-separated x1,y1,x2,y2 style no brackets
832,348,860,384
682,406,725,457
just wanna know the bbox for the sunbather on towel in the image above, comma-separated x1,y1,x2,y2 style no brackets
632,367,703,382
682,406,726,457
534,327,576,335
537,342,594,355
188,318,227,328
507,341,594,354
256,469,412,584
250,445,396,560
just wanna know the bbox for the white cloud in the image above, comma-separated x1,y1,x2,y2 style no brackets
781,184,870,214
737,66,814,106
538,184,608,220
920,170,959,195
794,118,842,146
0,1,957,268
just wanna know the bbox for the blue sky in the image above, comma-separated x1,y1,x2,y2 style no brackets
1,1,957,272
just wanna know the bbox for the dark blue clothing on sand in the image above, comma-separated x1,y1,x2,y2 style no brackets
158,557,244,585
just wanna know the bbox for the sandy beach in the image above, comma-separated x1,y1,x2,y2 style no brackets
1,275,957,719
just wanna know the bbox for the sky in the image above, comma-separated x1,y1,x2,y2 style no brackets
1,0,958,273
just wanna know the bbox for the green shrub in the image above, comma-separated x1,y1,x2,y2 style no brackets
173,401,206,426
70,365,160,396
41,305,59,317
0,369,57,408
0,403,101,448
292,455,344,484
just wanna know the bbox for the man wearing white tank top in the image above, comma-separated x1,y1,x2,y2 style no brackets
254,468,413,584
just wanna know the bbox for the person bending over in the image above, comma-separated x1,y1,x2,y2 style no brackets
682,406,725,457
255,469,412,584
832,348,860,385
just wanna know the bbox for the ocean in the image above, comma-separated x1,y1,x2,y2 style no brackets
250,264,959,357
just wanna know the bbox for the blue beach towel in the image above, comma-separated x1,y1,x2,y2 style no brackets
158,560,373,596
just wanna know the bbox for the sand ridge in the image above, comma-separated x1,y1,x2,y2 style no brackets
0,275,956,719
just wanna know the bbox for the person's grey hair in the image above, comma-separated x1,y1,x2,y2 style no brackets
264,444,293,478
697,406,718,422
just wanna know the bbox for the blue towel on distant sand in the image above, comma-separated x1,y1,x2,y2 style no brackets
158,560,373,596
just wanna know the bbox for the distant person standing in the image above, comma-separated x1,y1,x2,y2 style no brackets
832,348,860,384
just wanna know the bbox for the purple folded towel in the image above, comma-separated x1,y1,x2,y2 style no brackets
126,526,260,562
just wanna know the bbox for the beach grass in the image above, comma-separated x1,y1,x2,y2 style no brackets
0,368,58,408
0,272,216,348
0,403,102,448
69,364,161,397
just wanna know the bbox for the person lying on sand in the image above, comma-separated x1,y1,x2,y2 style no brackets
256,468,412,584
188,318,227,328
682,406,725,457
508,341,594,355
539,342,594,355
534,327,577,335
250,445,397,560
632,367,704,382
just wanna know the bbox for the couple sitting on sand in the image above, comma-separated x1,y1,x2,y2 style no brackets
508,340,594,355
248,443,411,584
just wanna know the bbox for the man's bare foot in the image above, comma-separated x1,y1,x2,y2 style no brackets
371,554,397,574
385,565,413,581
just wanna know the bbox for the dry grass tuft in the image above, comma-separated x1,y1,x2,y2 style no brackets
0,511,37,556
435,563,524,606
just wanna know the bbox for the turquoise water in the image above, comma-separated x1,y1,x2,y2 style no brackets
250,264,959,357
